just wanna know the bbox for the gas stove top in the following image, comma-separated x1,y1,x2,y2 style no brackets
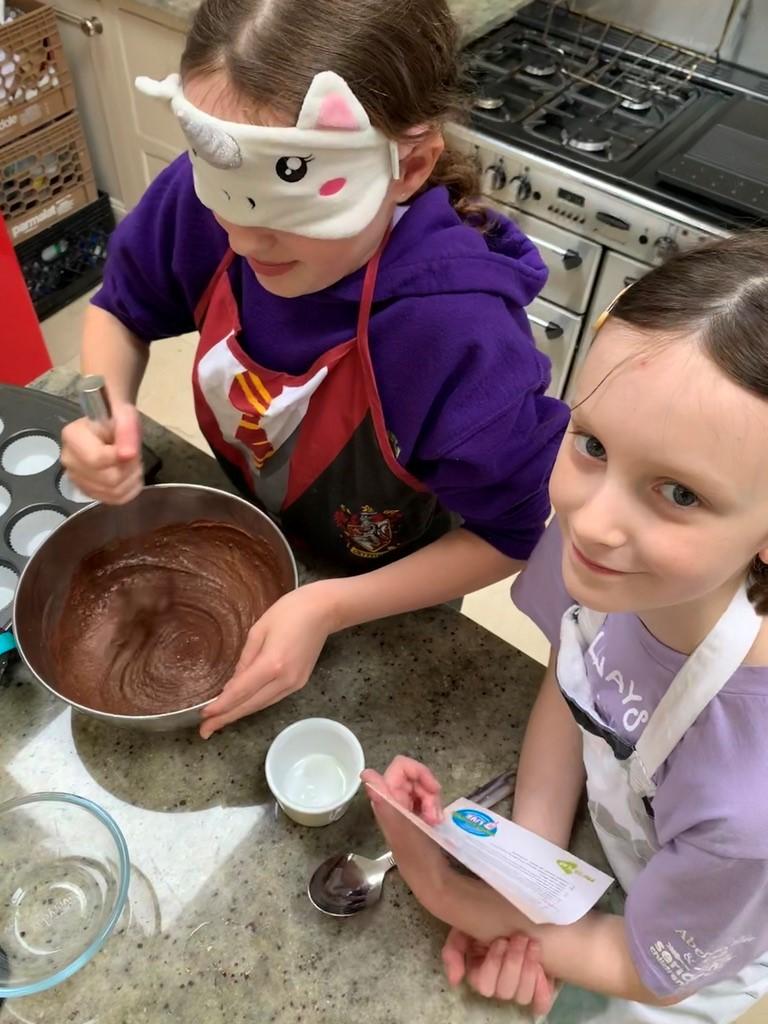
464,1,768,228
469,24,700,163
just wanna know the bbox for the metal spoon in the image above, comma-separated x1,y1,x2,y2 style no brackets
79,374,114,440
308,768,515,917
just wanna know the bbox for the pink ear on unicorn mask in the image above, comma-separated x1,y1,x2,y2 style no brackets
317,95,358,130
296,71,372,132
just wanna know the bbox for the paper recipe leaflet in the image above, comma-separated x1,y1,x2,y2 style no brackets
372,789,613,926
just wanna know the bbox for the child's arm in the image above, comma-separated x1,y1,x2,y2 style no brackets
512,650,585,848
80,304,149,404
365,769,679,1009
199,527,521,736
327,526,521,622
427,871,679,1006
60,305,149,504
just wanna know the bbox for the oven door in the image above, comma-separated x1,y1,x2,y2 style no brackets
489,201,602,314
527,297,582,399
564,251,650,402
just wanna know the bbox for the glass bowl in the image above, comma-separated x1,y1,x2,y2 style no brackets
0,792,130,998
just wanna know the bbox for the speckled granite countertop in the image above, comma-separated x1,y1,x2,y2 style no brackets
136,0,529,43
0,368,613,1024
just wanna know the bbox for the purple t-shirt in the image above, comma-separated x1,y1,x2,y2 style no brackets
93,156,569,559
512,521,768,997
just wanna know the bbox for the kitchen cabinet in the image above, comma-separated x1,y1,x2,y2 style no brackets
52,0,186,212
113,0,186,204
51,0,122,203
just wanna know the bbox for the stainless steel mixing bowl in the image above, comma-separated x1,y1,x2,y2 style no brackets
13,484,298,731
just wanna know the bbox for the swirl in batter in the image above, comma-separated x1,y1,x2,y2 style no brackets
51,520,289,715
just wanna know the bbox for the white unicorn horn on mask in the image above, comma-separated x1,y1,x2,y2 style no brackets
176,110,243,169
136,72,243,168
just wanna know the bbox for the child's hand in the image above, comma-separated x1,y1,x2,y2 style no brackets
442,928,555,1015
61,403,144,505
362,765,449,895
199,582,337,738
364,755,443,824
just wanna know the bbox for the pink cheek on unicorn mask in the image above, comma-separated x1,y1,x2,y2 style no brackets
319,178,347,197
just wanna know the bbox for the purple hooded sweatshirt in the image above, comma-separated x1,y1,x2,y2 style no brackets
93,155,569,558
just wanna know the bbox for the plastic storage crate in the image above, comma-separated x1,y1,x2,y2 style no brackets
15,190,114,319
0,1,76,146
1,109,97,243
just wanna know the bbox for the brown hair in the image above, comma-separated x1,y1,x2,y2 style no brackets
609,229,768,613
180,0,486,223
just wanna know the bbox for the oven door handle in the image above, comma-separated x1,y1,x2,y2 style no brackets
528,314,564,340
528,236,583,271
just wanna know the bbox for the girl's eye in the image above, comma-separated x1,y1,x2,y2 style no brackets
275,155,313,183
659,483,700,509
574,433,606,461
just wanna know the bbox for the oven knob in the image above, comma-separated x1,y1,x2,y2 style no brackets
653,236,679,260
485,160,507,192
510,174,532,202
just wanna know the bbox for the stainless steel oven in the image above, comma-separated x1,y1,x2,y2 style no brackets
526,295,582,396
487,199,602,396
565,250,648,402
447,0,768,400
452,129,725,399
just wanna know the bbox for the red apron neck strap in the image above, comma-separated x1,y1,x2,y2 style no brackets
194,249,237,327
356,230,390,338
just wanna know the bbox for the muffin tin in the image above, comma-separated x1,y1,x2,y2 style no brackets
0,383,161,639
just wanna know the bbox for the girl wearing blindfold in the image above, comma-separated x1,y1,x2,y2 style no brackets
61,0,569,737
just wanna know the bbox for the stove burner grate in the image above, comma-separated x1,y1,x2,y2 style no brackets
617,79,654,112
523,50,559,78
562,116,611,153
474,94,506,111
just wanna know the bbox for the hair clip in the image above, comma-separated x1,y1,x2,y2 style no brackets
593,282,634,333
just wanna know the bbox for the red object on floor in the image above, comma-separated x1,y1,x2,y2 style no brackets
0,218,52,385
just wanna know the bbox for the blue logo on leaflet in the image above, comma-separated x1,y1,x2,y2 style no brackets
452,808,498,838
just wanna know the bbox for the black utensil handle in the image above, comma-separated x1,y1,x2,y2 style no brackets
467,769,515,808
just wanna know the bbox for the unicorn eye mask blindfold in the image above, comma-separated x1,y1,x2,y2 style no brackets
135,71,401,239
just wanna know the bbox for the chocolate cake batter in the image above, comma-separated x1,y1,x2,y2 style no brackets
51,520,288,715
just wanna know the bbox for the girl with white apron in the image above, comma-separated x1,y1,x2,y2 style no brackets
548,585,768,1023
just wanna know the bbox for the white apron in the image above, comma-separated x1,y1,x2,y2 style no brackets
547,585,768,1024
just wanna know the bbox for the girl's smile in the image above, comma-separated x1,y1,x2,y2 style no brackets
568,540,634,577
246,257,299,277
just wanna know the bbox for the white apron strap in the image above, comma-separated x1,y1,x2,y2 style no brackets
631,584,762,792
576,606,607,646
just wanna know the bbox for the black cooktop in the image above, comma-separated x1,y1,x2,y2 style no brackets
465,0,768,229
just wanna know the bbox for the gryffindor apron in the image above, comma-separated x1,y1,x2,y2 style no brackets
546,585,768,1023
191,241,451,569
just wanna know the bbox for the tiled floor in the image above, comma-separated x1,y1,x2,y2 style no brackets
41,296,766,1024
